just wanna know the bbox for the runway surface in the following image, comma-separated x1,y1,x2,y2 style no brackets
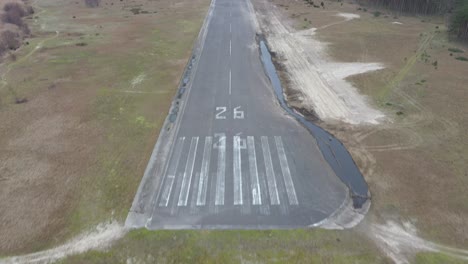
146,0,348,229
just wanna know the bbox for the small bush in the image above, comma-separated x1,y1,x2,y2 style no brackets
15,97,28,104
448,47,464,53
76,42,88,46
455,56,468,61
3,2,26,16
84,0,100,8
130,8,140,14
1,10,24,26
1,30,20,50
373,11,382,17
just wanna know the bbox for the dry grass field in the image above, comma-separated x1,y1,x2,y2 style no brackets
0,0,209,255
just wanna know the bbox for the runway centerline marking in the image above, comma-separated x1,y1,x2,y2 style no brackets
178,137,199,206
261,136,280,205
159,137,185,207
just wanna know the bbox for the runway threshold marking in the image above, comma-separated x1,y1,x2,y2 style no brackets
159,137,185,207
233,136,243,205
197,136,212,206
215,134,226,205
247,136,261,205
159,136,299,209
261,136,280,205
178,137,199,206
275,136,298,205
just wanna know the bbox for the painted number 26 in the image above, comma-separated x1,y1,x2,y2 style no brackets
215,106,244,120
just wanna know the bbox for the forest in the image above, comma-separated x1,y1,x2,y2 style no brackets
356,0,468,41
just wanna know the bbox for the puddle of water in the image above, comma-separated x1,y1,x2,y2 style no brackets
259,38,369,208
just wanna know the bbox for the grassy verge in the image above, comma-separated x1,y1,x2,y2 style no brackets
58,228,386,263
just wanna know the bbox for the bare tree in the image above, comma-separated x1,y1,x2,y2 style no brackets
0,31,20,50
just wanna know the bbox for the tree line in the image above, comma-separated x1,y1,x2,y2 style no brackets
355,0,468,41
0,2,33,59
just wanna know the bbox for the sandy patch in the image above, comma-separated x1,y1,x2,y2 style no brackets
370,221,468,264
254,3,385,124
1,222,127,264
130,73,146,89
336,12,360,20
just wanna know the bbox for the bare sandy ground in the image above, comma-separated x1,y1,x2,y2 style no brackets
254,2,385,124
0,222,127,264
369,221,468,264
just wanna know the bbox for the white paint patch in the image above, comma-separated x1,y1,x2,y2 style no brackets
255,3,385,124
336,13,360,20
392,21,403,25
370,221,468,264
1,221,126,264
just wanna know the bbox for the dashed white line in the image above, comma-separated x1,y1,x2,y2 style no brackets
261,136,280,205
178,137,199,206
159,137,185,207
275,136,298,205
197,136,212,206
247,136,261,205
233,136,243,205
229,70,232,95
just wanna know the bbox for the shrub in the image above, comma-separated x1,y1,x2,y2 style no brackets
373,11,382,17
448,47,464,53
84,0,100,8
1,30,20,50
455,56,468,61
3,2,26,16
1,10,24,27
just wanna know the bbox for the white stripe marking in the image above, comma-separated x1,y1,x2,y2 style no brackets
229,40,232,56
229,70,232,95
178,137,199,206
261,136,280,205
197,136,212,206
275,136,298,205
215,135,226,205
247,136,261,205
233,136,243,205
159,137,185,207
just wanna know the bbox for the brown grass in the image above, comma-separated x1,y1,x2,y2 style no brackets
0,0,209,255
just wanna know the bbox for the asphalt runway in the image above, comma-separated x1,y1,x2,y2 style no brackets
146,0,348,229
